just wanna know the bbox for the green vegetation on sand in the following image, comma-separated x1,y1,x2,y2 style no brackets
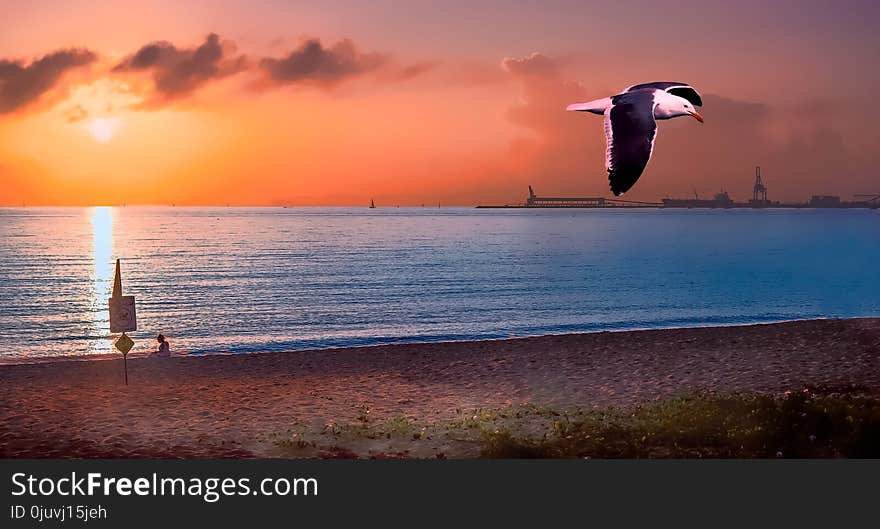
481,389,880,458
272,388,880,458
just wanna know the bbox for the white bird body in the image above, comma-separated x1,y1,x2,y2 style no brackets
567,82,704,196
566,91,696,119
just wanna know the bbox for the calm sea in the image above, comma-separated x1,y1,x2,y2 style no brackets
1,207,878,361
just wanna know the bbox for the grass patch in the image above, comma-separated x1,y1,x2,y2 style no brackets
480,390,880,458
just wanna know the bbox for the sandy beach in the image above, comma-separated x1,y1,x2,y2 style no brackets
2,318,878,458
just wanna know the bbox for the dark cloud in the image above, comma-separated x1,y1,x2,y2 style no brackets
113,33,246,99
259,39,386,86
114,34,427,99
0,48,96,113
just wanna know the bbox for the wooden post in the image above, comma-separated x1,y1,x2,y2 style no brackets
123,352,128,385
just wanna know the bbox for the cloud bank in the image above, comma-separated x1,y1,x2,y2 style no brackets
0,34,434,114
259,38,386,86
0,48,96,113
112,33,246,100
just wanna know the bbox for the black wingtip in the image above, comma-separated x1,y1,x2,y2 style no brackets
608,170,628,196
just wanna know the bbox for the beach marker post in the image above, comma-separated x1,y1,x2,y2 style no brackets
109,259,137,385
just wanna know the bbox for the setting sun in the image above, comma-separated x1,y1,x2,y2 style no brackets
85,118,120,143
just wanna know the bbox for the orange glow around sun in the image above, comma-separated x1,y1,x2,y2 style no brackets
85,117,120,142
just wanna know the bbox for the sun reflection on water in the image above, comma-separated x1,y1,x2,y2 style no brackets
91,207,114,353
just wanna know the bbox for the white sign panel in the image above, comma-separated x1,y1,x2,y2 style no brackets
109,295,137,333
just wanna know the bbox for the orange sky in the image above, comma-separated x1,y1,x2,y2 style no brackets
1,0,878,205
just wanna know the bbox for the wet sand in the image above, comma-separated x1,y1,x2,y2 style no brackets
1,318,878,458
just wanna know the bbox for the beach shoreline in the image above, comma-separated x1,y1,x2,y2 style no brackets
0,316,863,366
2,318,878,458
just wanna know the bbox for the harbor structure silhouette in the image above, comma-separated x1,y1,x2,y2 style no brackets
478,167,879,209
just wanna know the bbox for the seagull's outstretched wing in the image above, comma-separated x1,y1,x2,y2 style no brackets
604,90,657,196
624,82,702,107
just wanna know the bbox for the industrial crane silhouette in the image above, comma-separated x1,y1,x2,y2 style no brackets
753,166,767,202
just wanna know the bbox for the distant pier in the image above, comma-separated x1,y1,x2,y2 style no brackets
478,169,879,209
476,186,662,208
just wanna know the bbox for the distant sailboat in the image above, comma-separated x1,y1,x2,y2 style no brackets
370,199,376,209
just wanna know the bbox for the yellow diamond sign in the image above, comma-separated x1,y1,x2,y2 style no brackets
115,333,134,355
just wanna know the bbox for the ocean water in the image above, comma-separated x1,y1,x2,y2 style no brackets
1,206,878,360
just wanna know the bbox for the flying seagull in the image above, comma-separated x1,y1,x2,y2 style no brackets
567,82,704,196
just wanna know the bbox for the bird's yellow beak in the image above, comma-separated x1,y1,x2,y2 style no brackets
689,110,704,123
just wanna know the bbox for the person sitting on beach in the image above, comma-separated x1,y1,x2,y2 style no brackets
155,334,170,357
